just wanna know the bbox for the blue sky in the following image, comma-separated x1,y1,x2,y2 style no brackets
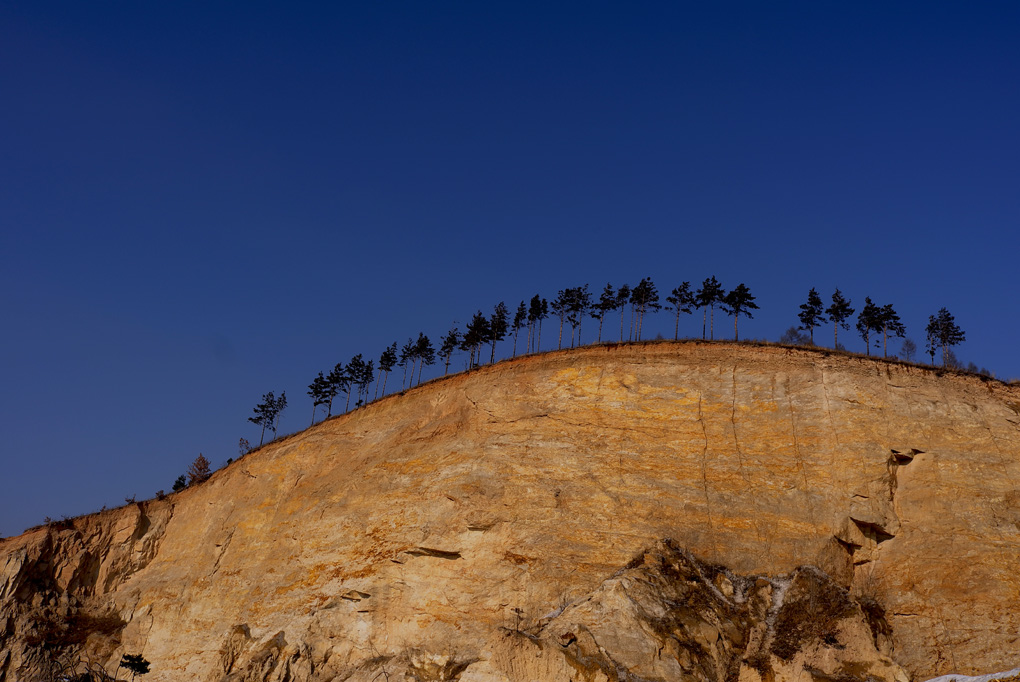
2,2,1019,537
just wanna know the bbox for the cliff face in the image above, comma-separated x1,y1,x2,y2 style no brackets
2,342,1019,682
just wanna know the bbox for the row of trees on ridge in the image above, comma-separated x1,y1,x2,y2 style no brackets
145,278,975,508
236,277,970,441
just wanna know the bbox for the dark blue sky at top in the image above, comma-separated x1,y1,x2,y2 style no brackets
2,2,1019,537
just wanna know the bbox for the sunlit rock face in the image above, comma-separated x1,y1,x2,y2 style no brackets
2,342,1019,681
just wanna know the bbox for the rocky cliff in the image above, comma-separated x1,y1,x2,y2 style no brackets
2,342,1019,681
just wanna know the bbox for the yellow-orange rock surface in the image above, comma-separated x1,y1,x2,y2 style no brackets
2,342,1019,681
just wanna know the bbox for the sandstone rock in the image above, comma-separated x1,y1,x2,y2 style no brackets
1,343,1018,681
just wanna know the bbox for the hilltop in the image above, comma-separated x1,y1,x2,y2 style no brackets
2,342,1018,681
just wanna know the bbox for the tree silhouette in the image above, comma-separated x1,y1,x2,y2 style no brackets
615,284,631,342
306,372,331,425
326,363,347,414
439,325,459,375
248,391,282,446
551,289,570,350
187,454,212,486
876,303,906,358
359,359,375,402
826,289,855,349
900,338,917,362
856,297,880,355
404,340,421,385
566,285,592,347
630,278,661,341
270,392,287,437
780,326,810,345
345,356,371,410
378,342,398,398
172,475,187,492
666,282,695,340
696,276,725,340
399,338,415,389
511,302,527,357
527,295,543,353
926,307,966,367
539,298,548,350
462,311,489,368
119,653,151,681
925,319,938,365
592,283,616,343
797,288,827,345
721,283,758,341
414,333,434,385
489,302,509,363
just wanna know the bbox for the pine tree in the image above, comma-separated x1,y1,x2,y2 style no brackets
358,360,374,403
414,333,434,385
172,475,187,492
615,284,631,342
512,302,527,357
876,303,906,358
323,372,340,418
439,325,459,374
461,311,489,368
797,288,827,345
378,342,398,397
592,283,616,343
720,283,758,341
538,297,548,350
489,301,509,363
271,391,287,437
826,289,855,349
665,282,695,340
345,356,368,410
248,391,280,446
326,363,347,414
399,339,415,389
925,317,939,365
527,295,542,353
566,285,591,347
551,289,571,350
307,372,330,425
926,307,966,367
630,278,661,341
187,454,212,486
696,276,725,340
856,297,881,356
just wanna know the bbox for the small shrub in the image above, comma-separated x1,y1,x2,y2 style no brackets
779,327,810,345
120,653,151,680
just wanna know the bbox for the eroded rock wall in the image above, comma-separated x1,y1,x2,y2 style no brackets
2,342,1019,681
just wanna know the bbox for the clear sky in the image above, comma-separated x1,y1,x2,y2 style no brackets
3,2,1019,538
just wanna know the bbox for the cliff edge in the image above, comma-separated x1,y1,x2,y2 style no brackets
2,342,1018,681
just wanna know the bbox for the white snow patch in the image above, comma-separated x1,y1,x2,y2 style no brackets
924,668,1020,682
